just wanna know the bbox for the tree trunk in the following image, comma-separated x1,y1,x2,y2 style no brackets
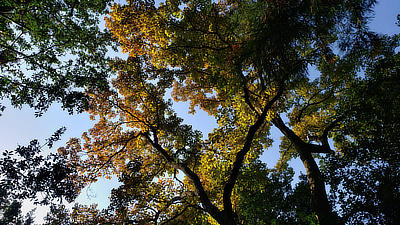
298,148,339,225
272,116,341,225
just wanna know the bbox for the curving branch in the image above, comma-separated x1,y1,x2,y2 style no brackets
222,88,283,222
95,132,143,171
295,90,334,122
237,65,260,116
144,132,226,224
272,115,332,154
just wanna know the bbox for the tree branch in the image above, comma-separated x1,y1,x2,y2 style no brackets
95,132,142,171
295,90,334,122
222,88,283,220
237,66,260,115
272,115,332,154
144,132,225,224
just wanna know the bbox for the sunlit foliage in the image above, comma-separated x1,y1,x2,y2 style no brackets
52,0,400,224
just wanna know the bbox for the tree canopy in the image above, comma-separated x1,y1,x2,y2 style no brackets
1,0,399,224
0,127,78,225
0,0,114,223
0,0,114,114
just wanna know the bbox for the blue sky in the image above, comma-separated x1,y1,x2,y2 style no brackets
1,0,399,222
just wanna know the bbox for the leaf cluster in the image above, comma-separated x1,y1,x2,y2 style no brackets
0,0,115,114
0,128,78,205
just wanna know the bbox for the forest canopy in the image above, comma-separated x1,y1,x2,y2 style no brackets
1,0,399,224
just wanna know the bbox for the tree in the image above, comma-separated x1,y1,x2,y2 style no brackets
0,128,78,224
0,1,116,222
59,0,399,224
322,31,400,224
0,0,114,114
